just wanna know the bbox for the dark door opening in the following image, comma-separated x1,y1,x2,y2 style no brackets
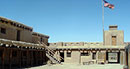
33,51,37,65
92,52,96,60
0,50,3,65
60,52,64,62
126,51,128,65
106,52,108,61
118,52,120,63
17,30,20,41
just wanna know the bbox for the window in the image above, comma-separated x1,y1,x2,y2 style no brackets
112,36,116,45
40,37,42,42
12,51,17,57
1,28,6,34
81,52,89,56
40,37,44,42
17,30,20,41
67,52,71,57
92,53,96,59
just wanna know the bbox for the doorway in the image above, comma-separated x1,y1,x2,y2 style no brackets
112,36,116,46
60,52,64,62
106,52,120,63
17,30,20,41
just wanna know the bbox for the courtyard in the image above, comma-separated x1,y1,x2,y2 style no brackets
27,63,124,69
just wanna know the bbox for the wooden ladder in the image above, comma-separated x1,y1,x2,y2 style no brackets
39,42,63,64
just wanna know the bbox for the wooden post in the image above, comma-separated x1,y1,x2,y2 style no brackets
36,50,38,65
9,48,12,69
123,51,126,65
120,51,123,65
44,50,46,63
19,48,22,68
104,51,106,63
41,51,44,64
0,49,1,69
41,51,43,64
39,51,41,64
2,47,5,69
32,51,34,66
31,51,33,66
27,50,29,67
96,51,99,64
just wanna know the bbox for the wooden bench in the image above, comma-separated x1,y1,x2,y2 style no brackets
83,62,90,65
83,60,95,65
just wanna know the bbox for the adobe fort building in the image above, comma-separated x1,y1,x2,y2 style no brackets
0,16,130,68
49,25,128,65
0,17,49,68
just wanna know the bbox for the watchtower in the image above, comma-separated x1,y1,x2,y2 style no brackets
104,25,124,46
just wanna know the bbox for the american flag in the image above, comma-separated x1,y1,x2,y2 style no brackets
103,0,114,9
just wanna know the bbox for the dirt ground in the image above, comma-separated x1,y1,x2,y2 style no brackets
26,63,124,69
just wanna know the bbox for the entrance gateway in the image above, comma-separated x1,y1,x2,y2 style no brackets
106,52,120,63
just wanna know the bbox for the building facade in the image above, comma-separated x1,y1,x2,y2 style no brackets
0,16,130,68
0,17,49,68
49,25,128,65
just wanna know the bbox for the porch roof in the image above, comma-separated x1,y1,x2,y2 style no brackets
49,45,126,50
0,38,44,49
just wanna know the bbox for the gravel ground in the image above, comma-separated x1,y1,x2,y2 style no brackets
27,63,124,69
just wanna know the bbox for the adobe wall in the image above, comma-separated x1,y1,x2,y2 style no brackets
80,51,92,64
0,17,49,44
64,51,80,64
0,23,16,40
32,32,49,45
56,50,96,64
20,30,32,43
55,49,125,65
0,21,32,43
104,30,124,46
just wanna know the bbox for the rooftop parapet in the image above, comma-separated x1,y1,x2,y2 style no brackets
49,42,103,46
84,42,103,46
0,16,33,32
49,45,126,50
32,32,49,38
49,42,84,46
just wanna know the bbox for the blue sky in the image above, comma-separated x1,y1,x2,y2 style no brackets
0,0,130,42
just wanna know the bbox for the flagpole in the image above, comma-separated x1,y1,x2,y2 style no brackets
102,0,105,45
